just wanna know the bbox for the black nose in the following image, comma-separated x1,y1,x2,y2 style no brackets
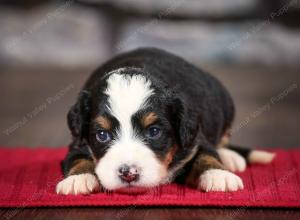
118,164,139,183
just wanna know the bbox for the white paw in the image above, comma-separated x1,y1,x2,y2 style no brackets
217,148,246,172
56,173,100,195
199,169,244,192
248,150,276,164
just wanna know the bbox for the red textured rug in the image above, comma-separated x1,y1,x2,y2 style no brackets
0,147,299,208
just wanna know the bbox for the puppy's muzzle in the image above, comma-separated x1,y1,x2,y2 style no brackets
118,164,140,183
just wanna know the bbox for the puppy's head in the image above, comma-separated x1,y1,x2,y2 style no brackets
68,67,198,191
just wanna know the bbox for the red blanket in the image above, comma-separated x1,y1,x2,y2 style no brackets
0,147,299,208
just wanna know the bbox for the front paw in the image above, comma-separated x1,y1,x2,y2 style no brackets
199,169,244,192
56,173,101,195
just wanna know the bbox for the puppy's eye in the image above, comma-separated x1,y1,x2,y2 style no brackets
96,130,112,143
146,126,162,139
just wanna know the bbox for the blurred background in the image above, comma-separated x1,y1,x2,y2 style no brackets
0,0,299,148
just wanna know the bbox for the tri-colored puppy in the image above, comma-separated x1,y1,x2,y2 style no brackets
56,48,275,195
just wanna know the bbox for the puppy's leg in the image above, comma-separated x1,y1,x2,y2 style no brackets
186,149,243,192
216,131,247,172
228,145,276,164
218,145,276,172
56,149,100,195
216,131,275,172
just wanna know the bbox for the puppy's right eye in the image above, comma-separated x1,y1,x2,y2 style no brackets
96,130,112,143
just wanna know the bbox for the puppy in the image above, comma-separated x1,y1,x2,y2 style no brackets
56,48,275,195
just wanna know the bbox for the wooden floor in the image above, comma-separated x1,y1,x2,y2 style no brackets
0,65,300,219
1,207,300,220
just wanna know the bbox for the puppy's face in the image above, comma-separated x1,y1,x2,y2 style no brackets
70,68,196,191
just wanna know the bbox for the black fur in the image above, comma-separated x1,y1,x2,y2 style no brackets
62,47,235,184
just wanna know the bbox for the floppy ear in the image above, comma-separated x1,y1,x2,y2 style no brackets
67,90,91,140
170,95,199,149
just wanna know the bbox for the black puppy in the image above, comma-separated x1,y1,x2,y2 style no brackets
56,48,275,195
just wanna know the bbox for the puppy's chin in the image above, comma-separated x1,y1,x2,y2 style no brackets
111,177,170,195
114,186,151,195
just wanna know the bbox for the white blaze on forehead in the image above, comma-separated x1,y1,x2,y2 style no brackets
104,72,154,138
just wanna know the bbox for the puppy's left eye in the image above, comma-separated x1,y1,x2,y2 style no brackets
146,126,162,139
96,130,112,143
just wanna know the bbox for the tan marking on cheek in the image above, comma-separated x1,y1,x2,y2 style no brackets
142,112,158,127
162,145,178,168
68,159,95,176
95,116,111,130
167,146,198,181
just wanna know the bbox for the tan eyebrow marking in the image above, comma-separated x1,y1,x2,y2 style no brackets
142,112,158,127
95,116,111,130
